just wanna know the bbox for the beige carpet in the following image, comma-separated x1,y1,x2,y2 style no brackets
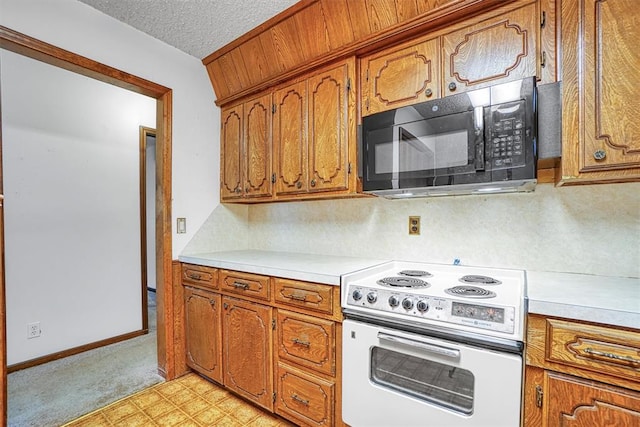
7,290,163,427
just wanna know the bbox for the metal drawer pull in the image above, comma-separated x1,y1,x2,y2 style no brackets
289,293,307,301
378,332,460,359
291,394,309,406
188,273,202,280
233,281,250,290
584,347,640,363
292,338,311,347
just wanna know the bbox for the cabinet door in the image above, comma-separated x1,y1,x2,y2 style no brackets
442,1,538,95
307,61,353,193
244,93,273,199
220,104,243,200
361,36,440,116
560,0,640,182
273,80,307,195
184,287,222,383
545,371,640,426
222,296,273,411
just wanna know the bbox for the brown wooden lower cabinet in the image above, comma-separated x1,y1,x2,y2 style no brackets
184,286,222,383
222,295,274,412
524,314,640,426
182,264,344,425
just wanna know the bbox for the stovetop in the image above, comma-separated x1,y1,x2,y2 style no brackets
341,261,527,341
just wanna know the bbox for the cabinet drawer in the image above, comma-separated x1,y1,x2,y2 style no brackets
276,363,334,427
546,318,640,382
219,269,270,301
182,264,218,289
274,278,335,315
277,310,335,376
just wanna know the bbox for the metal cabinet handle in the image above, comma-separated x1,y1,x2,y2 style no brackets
425,88,433,97
593,149,607,161
291,394,309,406
235,188,241,194
292,338,311,347
448,82,457,91
584,347,640,364
233,281,250,290
289,293,307,302
296,181,302,189
223,302,229,309
310,179,316,187
188,273,202,280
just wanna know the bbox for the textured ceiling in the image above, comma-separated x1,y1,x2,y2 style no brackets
78,0,299,59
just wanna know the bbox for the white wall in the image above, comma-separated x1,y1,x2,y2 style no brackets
1,50,156,364
0,0,232,364
0,0,226,258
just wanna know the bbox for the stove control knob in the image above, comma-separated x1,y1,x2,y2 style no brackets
417,300,430,312
352,289,363,301
388,295,400,307
402,298,414,310
366,291,378,304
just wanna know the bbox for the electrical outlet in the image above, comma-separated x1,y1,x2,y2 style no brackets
409,216,421,235
27,322,41,339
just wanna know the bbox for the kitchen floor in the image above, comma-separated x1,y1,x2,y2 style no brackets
63,373,295,427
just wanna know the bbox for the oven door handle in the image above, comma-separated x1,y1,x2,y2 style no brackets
378,332,461,359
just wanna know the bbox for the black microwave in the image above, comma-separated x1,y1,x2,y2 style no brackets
360,77,537,198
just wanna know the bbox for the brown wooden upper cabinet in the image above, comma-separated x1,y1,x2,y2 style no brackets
559,0,640,184
222,57,358,203
361,0,541,116
220,93,273,201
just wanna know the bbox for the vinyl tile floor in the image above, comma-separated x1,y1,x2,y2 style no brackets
63,373,296,427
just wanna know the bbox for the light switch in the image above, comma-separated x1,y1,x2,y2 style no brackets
177,217,186,234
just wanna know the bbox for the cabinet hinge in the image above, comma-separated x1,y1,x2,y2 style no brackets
273,392,277,403
540,11,546,28
272,319,276,330
366,69,369,82
272,104,276,114
535,385,544,408
347,78,352,92
348,162,352,174
271,173,276,184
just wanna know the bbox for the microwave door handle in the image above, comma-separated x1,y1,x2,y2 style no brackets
378,332,461,359
474,106,485,171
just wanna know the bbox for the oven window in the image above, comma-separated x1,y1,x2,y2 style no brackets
370,346,474,415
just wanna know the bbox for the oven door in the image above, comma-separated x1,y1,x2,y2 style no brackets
342,319,523,427
361,104,485,191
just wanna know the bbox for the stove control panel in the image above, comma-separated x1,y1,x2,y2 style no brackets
346,285,516,334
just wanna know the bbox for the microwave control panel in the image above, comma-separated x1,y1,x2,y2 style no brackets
489,100,527,169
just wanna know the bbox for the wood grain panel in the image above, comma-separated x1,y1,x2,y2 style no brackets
271,16,307,74
182,264,218,290
274,80,308,195
273,278,336,316
365,0,400,32
219,269,270,301
277,310,336,376
184,287,222,383
244,94,273,198
276,363,335,427
220,104,243,199
318,0,356,49
294,2,331,62
523,366,544,427
547,372,640,426
237,37,272,85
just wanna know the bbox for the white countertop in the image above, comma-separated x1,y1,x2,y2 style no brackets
179,250,388,285
179,250,639,329
526,270,640,329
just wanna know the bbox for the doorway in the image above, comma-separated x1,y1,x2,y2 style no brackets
0,26,177,426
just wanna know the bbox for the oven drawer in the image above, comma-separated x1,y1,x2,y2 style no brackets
275,362,335,427
182,264,218,290
545,318,640,382
219,269,270,301
277,310,336,376
273,278,336,316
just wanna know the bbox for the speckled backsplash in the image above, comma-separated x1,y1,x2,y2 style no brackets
184,182,640,278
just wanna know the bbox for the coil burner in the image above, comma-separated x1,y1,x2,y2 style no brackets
459,275,502,285
445,285,497,299
377,277,430,288
399,270,433,277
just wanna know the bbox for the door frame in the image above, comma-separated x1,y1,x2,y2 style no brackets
0,25,178,425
